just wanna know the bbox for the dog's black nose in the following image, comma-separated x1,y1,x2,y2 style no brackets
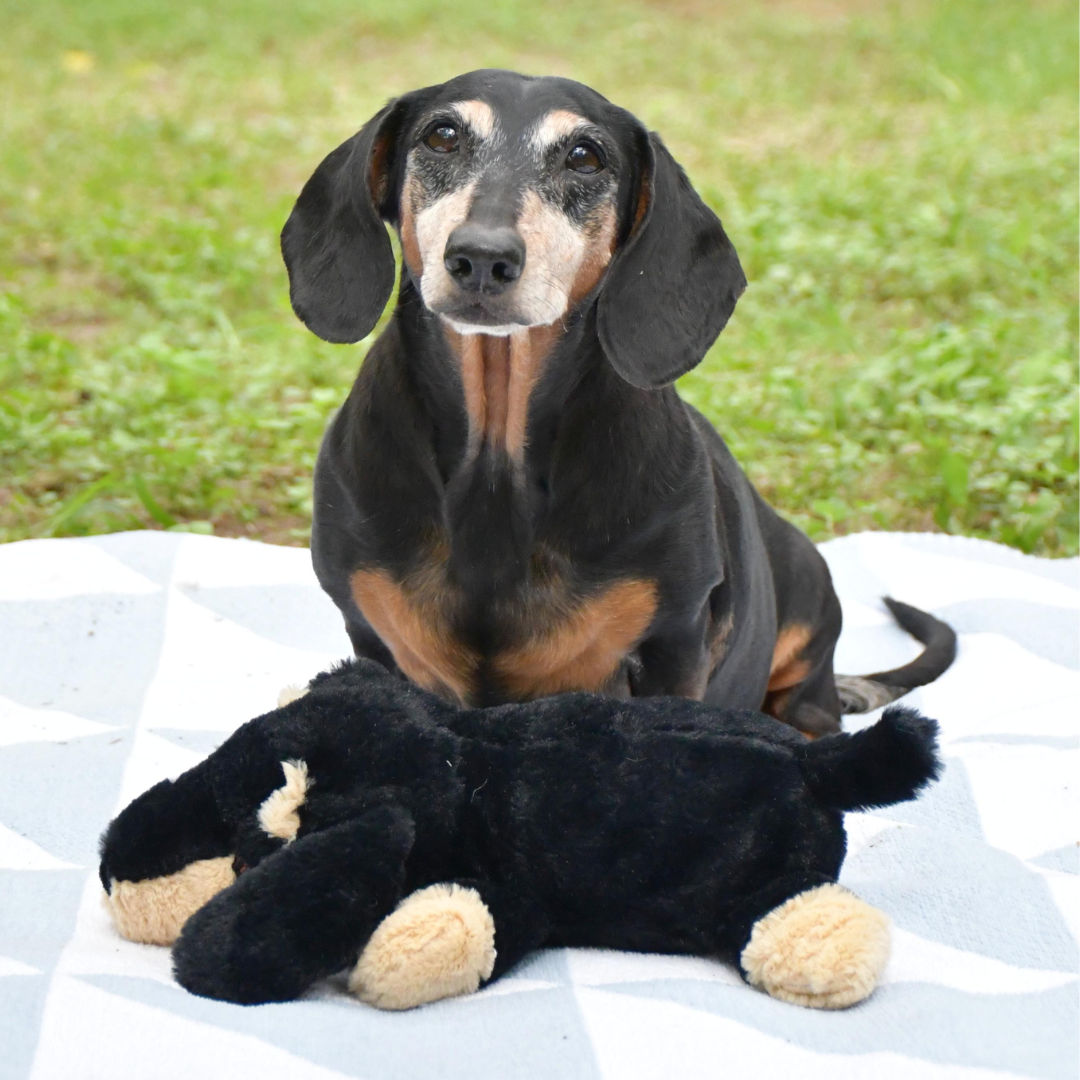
444,224,525,294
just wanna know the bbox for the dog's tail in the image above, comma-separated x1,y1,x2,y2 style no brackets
797,706,941,812
835,597,957,714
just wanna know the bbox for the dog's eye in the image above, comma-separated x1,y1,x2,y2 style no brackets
565,142,603,174
423,124,460,153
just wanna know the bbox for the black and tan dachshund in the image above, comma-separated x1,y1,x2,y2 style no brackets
281,69,955,735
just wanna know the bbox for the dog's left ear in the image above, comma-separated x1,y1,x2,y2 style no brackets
281,95,419,345
597,129,746,389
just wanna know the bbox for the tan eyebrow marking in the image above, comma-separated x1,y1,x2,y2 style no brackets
450,99,496,140
528,109,588,153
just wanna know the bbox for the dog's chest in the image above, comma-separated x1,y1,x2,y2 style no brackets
349,548,657,704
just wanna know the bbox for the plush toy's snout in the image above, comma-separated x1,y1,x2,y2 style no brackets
100,658,939,1011
100,766,238,946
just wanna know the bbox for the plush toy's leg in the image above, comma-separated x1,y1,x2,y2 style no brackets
100,766,235,946
173,805,415,1004
739,882,890,1009
349,883,496,1010
350,878,548,1010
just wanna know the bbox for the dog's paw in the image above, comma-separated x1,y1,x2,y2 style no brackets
349,883,496,1010
105,857,236,946
740,883,890,1009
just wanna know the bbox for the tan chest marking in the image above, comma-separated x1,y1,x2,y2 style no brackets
445,325,559,459
350,560,658,703
768,623,813,692
350,562,477,704
492,578,658,699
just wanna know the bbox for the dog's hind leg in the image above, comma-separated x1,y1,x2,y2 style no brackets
764,652,844,736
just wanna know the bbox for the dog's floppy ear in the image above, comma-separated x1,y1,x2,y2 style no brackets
597,129,746,389
281,97,416,344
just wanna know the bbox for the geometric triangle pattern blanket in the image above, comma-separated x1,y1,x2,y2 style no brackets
0,530,1076,1080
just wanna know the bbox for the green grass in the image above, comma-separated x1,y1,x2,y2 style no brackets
1,0,1076,553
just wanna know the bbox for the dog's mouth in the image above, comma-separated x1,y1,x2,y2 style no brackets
432,297,533,336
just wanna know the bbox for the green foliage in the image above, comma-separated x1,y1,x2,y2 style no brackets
1,0,1076,553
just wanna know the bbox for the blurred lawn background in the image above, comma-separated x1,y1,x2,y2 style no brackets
1,0,1076,553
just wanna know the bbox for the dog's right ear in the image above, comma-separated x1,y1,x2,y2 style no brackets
281,96,418,344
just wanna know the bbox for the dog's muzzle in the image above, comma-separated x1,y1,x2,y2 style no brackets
443,223,526,296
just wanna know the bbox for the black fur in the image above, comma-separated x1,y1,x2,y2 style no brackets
597,133,746,389
280,94,419,344
98,768,231,890
870,598,959,691
796,706,941,812
99,659,940,1005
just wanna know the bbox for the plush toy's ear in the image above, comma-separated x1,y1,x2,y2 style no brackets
597,128,747,389
281,96,418,344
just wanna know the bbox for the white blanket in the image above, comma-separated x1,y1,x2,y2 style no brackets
0,530,1076,1080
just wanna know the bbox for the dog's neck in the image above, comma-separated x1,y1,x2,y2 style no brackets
395,283,604,597
451,327,572,462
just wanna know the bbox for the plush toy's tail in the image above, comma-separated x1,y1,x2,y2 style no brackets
796,706,941,812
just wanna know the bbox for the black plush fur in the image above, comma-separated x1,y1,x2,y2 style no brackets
99,659,940,1006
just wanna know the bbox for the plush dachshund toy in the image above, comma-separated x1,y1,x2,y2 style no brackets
100,658,939,1010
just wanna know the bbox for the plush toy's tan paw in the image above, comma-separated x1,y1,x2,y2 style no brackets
349,883,496,1010
105,857,236,946
740,883,890,1009
277,683,309,708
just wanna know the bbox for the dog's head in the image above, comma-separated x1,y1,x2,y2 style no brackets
282,70,745,388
